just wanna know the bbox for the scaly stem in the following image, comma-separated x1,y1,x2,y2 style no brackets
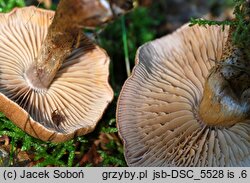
25,0,134,89
199,2,250,127
191,1,250,127
25,0,82,88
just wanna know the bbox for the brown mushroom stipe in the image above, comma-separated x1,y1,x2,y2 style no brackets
199,26,250,127
0,7,113,142
26,0,133,88
117,24,250,166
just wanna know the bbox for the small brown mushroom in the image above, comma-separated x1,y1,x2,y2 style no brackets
38,0,52,9
117,24,250,166
0,5,114,142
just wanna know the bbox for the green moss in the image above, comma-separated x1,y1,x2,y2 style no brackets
190,0,250,50
232,0,250,49
189,18,235,29
0,112,84,167
0,0,25,12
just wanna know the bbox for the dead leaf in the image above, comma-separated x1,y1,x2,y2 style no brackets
79,144,102,166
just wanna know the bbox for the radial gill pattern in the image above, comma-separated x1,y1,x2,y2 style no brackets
117,24,250,166
0,7,113,142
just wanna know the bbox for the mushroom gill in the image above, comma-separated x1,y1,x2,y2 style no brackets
0,7,113,142
117,24,250,166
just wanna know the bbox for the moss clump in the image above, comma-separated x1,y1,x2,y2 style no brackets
0,0,25,12
190,0,250,50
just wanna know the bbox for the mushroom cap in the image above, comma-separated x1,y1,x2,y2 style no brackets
0,7,113,142
117,24,250,166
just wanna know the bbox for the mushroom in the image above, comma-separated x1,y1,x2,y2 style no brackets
38,0,52,9
0,0,125,142
117,24,250,166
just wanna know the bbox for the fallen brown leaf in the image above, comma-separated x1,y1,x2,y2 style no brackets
79,144,102,166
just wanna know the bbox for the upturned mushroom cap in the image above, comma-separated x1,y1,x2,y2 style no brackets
117,24,250,166
0,7,113,142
